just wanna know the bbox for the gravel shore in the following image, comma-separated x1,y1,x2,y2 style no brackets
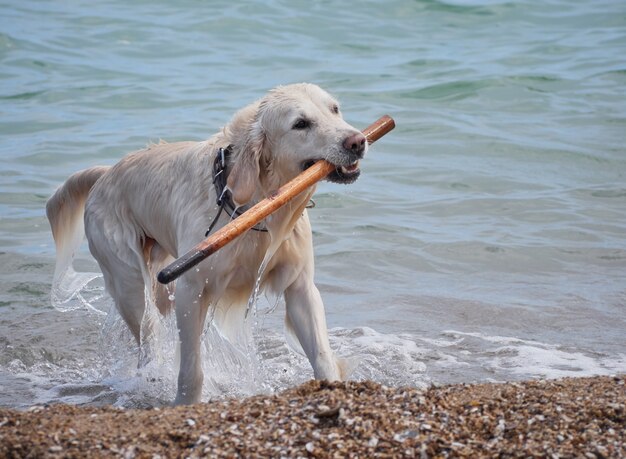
1,375,624,458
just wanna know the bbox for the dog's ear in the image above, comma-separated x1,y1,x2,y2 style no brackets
226,104,265,207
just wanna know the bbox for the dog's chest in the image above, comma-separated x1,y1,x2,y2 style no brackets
212,236,299,298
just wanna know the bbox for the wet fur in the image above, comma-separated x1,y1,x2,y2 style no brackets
46,83,366,404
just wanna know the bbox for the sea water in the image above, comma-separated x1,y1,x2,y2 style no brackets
0,0,625,408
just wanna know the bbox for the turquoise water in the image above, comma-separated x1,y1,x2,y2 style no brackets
1,0,625,407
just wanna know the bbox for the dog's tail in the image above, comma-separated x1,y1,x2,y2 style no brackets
46,166,109,310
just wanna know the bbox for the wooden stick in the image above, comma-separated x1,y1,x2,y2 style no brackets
157,115,395,284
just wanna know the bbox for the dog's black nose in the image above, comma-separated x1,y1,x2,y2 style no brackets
343,132,366,158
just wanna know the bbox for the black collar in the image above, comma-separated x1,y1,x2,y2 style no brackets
209,145,268,235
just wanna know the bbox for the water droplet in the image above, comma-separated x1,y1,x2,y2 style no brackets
168,294,175,301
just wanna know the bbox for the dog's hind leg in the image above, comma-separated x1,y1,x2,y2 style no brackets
85,219,156,366
100,262,148,344
143,237,175,317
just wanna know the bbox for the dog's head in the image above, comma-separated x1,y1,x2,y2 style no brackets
226,83,367,207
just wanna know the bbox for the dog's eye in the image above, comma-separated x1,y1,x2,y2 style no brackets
331,104,339,114
292,118,310,130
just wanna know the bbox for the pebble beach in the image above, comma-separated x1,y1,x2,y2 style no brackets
1,375,624,458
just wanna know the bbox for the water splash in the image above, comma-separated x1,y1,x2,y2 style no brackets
50,266,102,312
38,233,431,405
244,253,271,320
330,327,429,388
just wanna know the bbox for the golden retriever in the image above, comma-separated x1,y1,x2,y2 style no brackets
46,83,367,404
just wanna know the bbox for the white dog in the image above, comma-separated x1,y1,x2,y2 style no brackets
47,83,367,404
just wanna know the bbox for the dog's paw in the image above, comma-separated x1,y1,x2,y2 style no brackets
337,355,360,380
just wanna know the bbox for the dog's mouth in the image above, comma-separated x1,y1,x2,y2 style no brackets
302,159,361,184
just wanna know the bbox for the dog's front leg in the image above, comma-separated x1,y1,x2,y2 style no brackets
173,276,208,405
284,271,343,381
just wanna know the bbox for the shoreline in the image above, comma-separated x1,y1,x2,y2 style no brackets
1,375,624,457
